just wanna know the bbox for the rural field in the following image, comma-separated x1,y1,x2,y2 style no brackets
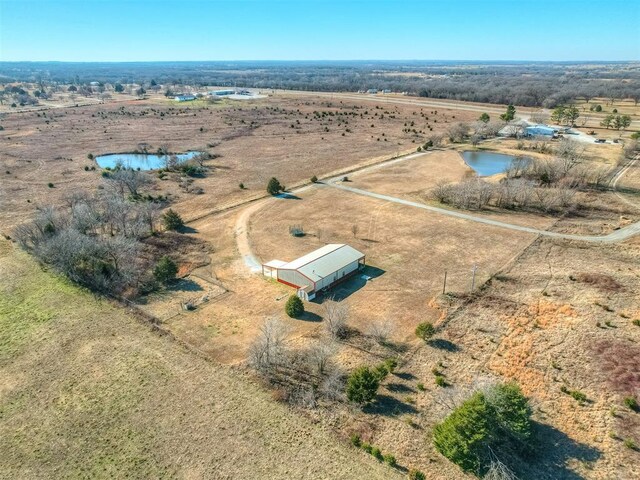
0,239,400,479
2,61,640,479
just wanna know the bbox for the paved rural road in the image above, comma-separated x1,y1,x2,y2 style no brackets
321,179,640,244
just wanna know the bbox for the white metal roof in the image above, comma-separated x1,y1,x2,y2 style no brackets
280,244,365,283
263,259,287,268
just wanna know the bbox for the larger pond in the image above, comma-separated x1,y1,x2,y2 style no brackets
95,151,203,170
461,150,527,177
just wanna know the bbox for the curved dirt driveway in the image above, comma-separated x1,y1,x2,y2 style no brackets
322,181,640,243
235,151,640,273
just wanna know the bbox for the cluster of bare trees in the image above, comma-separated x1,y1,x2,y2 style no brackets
248,297,398,408
248,316,346,408
14,170,164,294
432,140,612,213
433,177,578,213
447,121,504,146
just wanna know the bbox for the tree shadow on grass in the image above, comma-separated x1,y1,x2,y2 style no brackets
276,192,301,200
427,338,460,352
510,422,602,480
386,383,415,394
179,225,198,234
297,311,322,322
395,372,417,381
170,278,204,292
364,394,418,416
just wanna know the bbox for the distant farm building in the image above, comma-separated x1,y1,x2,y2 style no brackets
174,94,196,102
367,89,378,94
262,244,366,301
524,124,558,137
209,89,235,96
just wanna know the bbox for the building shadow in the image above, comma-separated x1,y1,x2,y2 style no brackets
313,265,385,303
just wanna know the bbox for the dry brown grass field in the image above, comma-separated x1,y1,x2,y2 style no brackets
0,239,401,479
2,89,640,479
0,91,476,232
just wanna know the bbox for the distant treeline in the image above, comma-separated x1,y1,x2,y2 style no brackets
1,61,639,107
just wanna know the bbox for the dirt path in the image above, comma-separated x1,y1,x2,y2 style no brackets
611,155,640,210
234,198,270,272
321,181,640,243
234,150,640,275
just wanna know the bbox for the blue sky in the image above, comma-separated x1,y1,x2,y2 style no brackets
0,0,638,61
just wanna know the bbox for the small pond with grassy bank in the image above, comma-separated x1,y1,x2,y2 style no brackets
461,150,529,177
95,151,204,171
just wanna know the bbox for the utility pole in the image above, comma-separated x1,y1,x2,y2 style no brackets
442,269,447,295
471,264,478,292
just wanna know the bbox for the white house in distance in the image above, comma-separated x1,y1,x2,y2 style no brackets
262,244,366,301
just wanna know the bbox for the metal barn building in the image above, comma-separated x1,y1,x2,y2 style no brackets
262,244,366,301
524,124,558,137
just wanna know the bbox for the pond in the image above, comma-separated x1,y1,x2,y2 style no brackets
461,150,528,177
95,151,203,171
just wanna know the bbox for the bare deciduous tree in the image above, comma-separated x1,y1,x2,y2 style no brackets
104,168,152,199
319,369,346,401
323,298,349,339
248,317,290,375
305,339,338,375
367,318,395,345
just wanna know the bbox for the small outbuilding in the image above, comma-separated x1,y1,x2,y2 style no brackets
175,94,196,102
262,244,366,301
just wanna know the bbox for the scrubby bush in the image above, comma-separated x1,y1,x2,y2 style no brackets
154,256,178,284
624,396,638,411
350,433,362,447
415,322,435,340
433,392,490,474
371,446,383,461
433,382,533,476
384,358,398,373
570,390,587,403
310,175,318,183
383,453,396,467
285,294,304,318
162,209,184,231
409,469,426,480
373,363,389,381
346,366,380,405
435,375,447,387
267,177,283,195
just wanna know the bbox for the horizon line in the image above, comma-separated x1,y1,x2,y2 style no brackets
1,59,638,64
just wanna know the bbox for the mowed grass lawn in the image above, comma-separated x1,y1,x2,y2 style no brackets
0,241,398,479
